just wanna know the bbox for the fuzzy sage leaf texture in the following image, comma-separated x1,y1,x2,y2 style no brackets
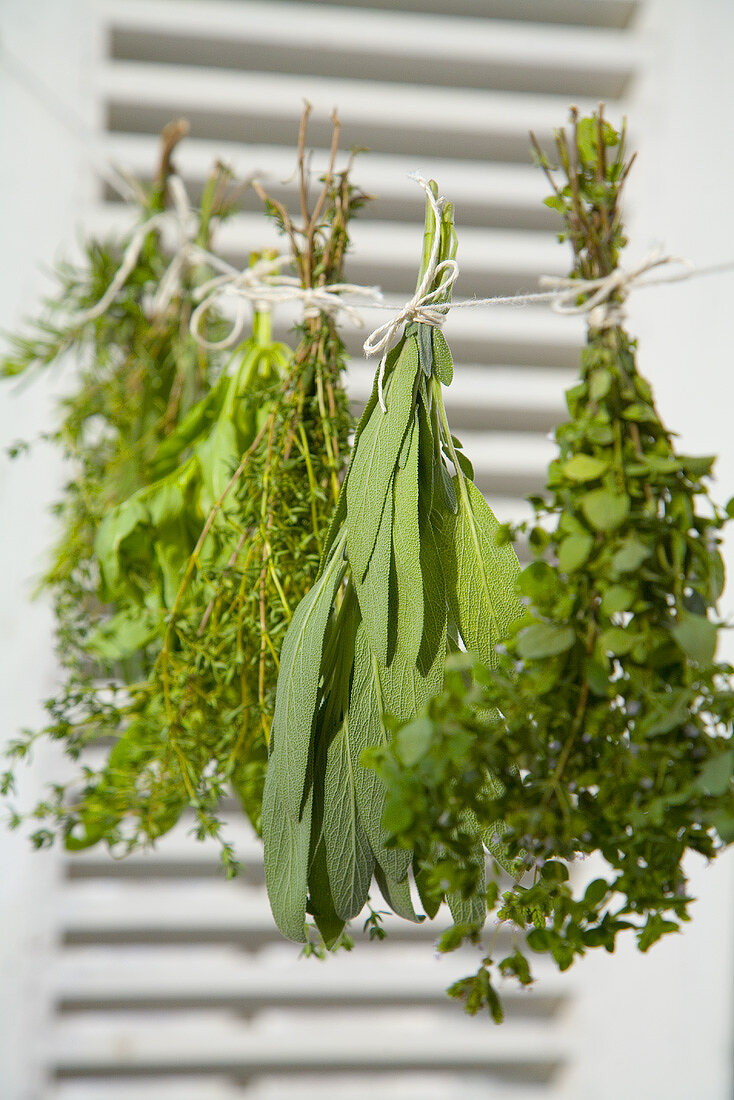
262,182,522,946
366,111,734,1021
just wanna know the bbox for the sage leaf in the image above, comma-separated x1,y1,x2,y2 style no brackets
446,478,523,665
432,327,453,386
348,624,411,881
323,717,375,920
346,336,419,584
271,532,346,820
374,863,424,923
392,419,423,667
261,769,312,943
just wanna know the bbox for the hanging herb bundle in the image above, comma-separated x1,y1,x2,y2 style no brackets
262,180,523,947
366,111,734,1020
8,110,366,863
2,123,242,841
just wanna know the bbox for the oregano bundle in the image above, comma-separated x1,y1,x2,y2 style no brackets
367,111,734,1020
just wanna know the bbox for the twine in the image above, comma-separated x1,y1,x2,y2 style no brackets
74,175,243,325
364,175,458,411
190,265,384,350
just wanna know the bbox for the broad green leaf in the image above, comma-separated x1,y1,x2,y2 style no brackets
581,488,631,531
354,488,393,664
271,533,346,820
396,717,433,767
417,517,447,676
86,606,160,661
445,478,522,665
432,327,453,386
414,849,444,919
392,419,423,667
671,608,718,666
348,625,411,881
374,863,424,923
598,626,636,655
696,751,734,797
600,584,634,615
562,454,609,482
557,532,594,573
261,766,312,942
447,837,486,929
346,337,419,584
611,536,651,573
322,717,374,921
516,622,575,660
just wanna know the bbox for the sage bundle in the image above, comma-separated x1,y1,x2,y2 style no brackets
262,180,522,946
367,112,734,1020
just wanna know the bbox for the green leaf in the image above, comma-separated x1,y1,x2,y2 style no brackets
598,626,636,655
696,751,734,797
354,487,393,664
374,862,424,923
271,533,346,820
581,488,631,531
323,717,375,921
600,584,634,615
86,606,160,660
417,516,447,676
396,717,434,767
611,536,651,573
516,622,575,660
589,368,612,402
348,625,412,881
562,454,610,482
557,533,594,573
392,419,423,667
671,609,718,666
447,839,487,930
444,478,523,666
346,336,419,584
432,327,453,386
261,769,312,942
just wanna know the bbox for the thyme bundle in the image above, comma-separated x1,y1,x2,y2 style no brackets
366,112,734,1020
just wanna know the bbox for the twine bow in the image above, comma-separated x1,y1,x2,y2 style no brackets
364,175,458,411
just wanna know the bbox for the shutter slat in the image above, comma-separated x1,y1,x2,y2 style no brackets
104,0,639,98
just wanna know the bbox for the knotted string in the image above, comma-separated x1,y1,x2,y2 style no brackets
364,175,458,411
75,175,240,325
190,263,384,350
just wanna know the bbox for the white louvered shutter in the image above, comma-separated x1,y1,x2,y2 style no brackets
8,1,647,1096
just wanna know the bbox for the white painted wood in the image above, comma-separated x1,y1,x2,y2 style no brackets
100,60,620,150
104,0,641,85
